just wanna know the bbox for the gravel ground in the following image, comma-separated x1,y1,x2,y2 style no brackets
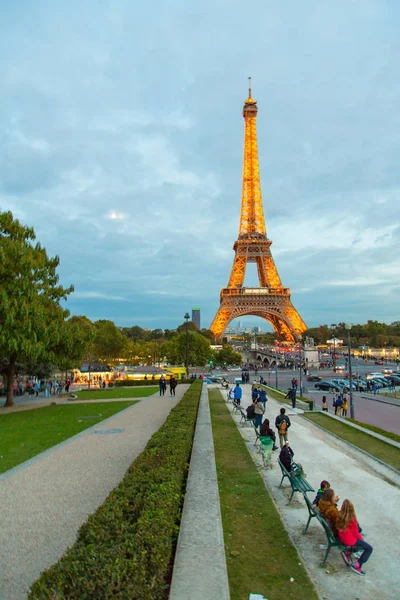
228,386,400,600
0,387,187,599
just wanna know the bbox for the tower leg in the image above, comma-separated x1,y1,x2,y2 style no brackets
210,305,235,340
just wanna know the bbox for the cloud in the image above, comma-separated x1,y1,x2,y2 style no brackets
1,0,400,330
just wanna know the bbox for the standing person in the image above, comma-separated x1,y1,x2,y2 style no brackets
159,375,166,396
275,408,291,448
333,394,339,415
285,387,296,409
34,381,40,397
342,395,348,417
169,376,177,396
65,378,71,393
259,387,267,410
337,500,373,576
372,382,378,395
322,396,329,411
279,440,294,471
233,382,242,406
254,396,265,429
335,395,343,417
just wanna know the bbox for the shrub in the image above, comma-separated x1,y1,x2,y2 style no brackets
29,380,202,599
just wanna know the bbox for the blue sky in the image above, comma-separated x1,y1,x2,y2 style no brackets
1,1,400,331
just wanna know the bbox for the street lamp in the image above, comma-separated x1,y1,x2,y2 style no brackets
345,323,355,419
274,341,278,389
297,336,303,396
331,324,337,372
184,312,190,379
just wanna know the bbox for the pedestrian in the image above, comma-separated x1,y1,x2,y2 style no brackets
342,395,348,417
254,396,265,429
260,418,278,450
337,500,373,576
275,407,291,448
65,379,71,393
259,387,267,409
34,382,40,397
335,395,343,417
279,440,294,471
159,375,166,396
333,394,339,415
322,396,329,411
169,375,177,396
372,383,378,395
285,387,296,409
233,382,242,406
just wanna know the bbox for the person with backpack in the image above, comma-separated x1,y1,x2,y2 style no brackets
275,407,291,448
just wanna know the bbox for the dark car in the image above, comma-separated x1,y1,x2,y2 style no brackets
315,381,341,392
307,375,322,382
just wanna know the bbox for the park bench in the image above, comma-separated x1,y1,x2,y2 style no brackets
278,460,314,502
313,508,356,566
302,492,318,534
239,407,256,427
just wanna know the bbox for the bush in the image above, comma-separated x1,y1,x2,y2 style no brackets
114,379,191,387
29,380,202,599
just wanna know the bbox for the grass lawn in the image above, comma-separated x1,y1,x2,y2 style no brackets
302,412,400,471
209,390,318,600
73,386,157,400
0,401,136,474
347,419,400,444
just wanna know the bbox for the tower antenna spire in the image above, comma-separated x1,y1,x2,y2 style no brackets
248,76,252,98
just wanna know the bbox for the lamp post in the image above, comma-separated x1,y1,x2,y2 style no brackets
274,342,278,389
345,323,355,419
331,324,337,372
298,336,303,396
184,312,190,379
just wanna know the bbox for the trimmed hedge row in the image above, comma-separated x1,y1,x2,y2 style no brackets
29,380,202,599
114,379,190,387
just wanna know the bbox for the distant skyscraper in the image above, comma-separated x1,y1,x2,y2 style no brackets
192,308,201,329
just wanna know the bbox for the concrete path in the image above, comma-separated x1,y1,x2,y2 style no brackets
229,386,400,600
0,387,187,600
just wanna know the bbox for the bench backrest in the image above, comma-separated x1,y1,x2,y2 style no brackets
314,509,337,543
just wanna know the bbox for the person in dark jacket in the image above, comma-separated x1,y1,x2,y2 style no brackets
279,441,294,471
259,418,278,450
169,376,177,396
275,408,291,447
246,402,256,420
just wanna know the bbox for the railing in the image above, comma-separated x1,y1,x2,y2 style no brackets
221,287,290,296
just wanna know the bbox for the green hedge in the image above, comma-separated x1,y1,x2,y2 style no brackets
114,379,190,387
29,380,202,599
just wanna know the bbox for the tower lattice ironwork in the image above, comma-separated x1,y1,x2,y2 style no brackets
210,80,307,342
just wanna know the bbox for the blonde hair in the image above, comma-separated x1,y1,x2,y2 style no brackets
337,499,356,531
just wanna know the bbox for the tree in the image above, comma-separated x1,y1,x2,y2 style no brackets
214,345,243,367
0,211,73,406
91,320,128,365
163,332,213,366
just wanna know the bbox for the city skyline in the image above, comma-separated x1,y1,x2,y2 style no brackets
1,2,400,330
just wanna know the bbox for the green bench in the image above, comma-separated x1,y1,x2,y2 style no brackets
278,460,314,502
313,508,356,566
302,492,317,534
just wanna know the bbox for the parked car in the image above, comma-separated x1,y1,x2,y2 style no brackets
375,360,384,365
307,375,322,382
331,379,356,390
315,381,341,392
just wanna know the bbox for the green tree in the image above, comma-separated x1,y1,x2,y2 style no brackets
0,211,73,406
163,332,212,366
91,320,128,365
214,345,243,367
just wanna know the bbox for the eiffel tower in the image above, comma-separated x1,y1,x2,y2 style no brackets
210,79,307,342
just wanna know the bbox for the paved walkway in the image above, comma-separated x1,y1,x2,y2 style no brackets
0,387,187,600
229,386,400,600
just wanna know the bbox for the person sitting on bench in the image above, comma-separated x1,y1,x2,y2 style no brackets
259,418,278,450
312,480,331,508
318,488,341,536
337,500,373,576
246,401,256,420
279,440,294,471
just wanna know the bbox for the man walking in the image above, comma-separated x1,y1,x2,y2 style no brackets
275,407,291,448
233,382,242,407
169,375,177,396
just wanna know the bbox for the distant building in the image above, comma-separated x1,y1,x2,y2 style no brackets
192,308,201,329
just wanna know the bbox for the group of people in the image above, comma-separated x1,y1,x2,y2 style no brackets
312,481,373,576
321,394,349,417
158,375,177,396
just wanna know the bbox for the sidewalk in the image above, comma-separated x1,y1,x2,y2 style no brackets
0,387,187,600
231,387,400,600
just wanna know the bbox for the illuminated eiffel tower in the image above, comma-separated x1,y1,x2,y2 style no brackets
210,79,307,342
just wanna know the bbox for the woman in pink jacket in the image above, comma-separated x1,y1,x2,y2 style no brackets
337,500,373,576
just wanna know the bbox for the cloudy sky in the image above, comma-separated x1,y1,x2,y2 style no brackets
1,0,400,331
